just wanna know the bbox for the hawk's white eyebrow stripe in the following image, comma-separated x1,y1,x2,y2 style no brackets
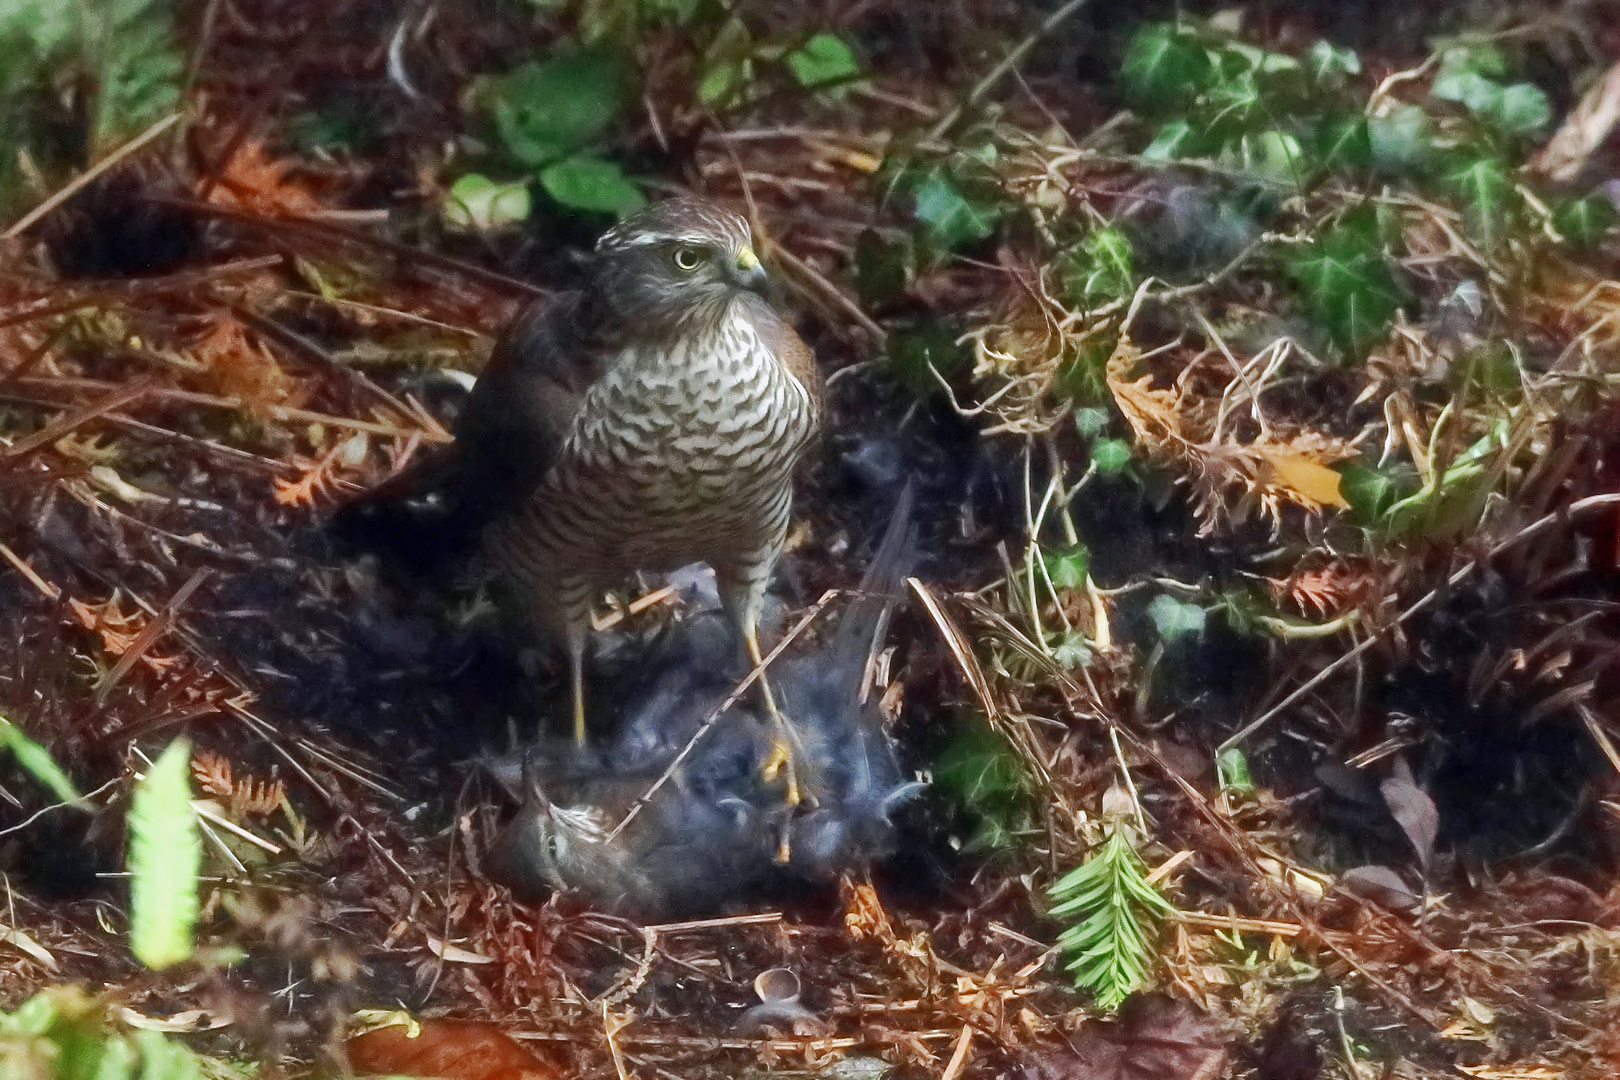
600,231,751,250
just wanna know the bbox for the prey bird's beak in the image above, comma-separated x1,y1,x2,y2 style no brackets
733,245,768,294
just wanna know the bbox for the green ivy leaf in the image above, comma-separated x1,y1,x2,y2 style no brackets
538,155,646,215
128,739,200,971
0,714,82,805
1217,748,1254,794
1315,113,1372,177
1553,194,1617,248
1337,460,1415,526
1288,211,1404,358
785,32,859,89
1064,227,1136,307
1141,119,1194,161
1220,129,1305,185
1495,82,1552,135
911,172,996,249
490,50,624,167
1120,23,1211,111
1433,69,1501,113
1148,594,1206,640
1447,157,1516,248
1041,544,1090,591
1367,103,1434,176
1091,438,1133,474
444,173,532,230
886,323,966,393
932,721,1033,854
1307,39,1361,86
1072,406,1110,438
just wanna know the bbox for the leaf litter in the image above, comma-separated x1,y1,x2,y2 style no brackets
0,2,1619,1079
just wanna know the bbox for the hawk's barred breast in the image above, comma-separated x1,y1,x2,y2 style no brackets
491,291,816,612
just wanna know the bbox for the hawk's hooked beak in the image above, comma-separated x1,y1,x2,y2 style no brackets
732,245,768,295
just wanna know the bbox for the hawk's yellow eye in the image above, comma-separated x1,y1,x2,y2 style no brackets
673,246,702,271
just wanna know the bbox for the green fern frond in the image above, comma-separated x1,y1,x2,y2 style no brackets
128,738,200,971
1048,820,1176,1010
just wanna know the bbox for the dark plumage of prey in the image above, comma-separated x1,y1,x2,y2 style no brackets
483,487,924,919
333,198,821,792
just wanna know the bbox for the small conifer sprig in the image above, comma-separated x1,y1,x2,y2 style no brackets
1047,785,1176,1010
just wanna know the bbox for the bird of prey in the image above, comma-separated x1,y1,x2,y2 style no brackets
337,198,820,796
484,485,923,918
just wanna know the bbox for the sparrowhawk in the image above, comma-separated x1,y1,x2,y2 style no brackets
341,197,821,798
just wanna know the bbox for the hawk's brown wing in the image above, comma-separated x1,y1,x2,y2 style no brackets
735,291,822,421
452,290,617,523
329,290,616,572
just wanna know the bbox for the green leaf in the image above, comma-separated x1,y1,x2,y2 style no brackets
911,172,996,250
1120,23,1211,111
132,1028,200,1080
1217,748,1254,794
1141,119,1194,161
785,32,859,89
1288,210,1404,358
697,16,754,107
1316,113,1372,175
444,173,531,230
1495,82,1552,135
1090,438,1132,474
538,155,645,215
0,714,83,805
932,722,1032,853
1432,69,1502,113
1337,461,1411,525
1307,40,1361,86
1553,194,1617,248
489,50,624,167
1072,407,1110,438
128,739,200,971
1063,227,1135,307
1051,631,1092,671
1148,594,1206,640
1447,157,1516,249
1041,544,1090,591
1047,828,1174,1010
697,56,749,105
886,323,966,394
1221,129,1305,185
1367,103,1434,176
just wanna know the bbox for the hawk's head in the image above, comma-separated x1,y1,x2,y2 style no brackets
591,197,768,331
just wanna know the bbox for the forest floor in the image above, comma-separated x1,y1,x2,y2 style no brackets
2,1,1620,1078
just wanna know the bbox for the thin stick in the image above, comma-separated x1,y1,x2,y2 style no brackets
95,568,211,706
12,374,453,444
0,377,157,459
5,113,183,239
939,1025,974,1080
604,591,839,843
0,543,60,600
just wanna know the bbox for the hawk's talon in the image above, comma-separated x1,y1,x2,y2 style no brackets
762,741,787,781
762,738,802,806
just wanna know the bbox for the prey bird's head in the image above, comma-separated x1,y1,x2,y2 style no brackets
592,197,768,329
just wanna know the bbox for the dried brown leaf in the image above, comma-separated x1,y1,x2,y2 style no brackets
1380,771,1439,875
346,1018,564,1080
1014,996,1225,1080
1534,61,1620,183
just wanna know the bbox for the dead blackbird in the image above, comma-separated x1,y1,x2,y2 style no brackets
485,485,923,917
